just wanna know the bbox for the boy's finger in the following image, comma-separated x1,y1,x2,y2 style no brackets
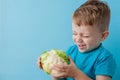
54,64,68,69
52,72,67,78
37,57,43,69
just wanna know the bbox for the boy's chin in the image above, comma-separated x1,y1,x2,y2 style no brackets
78,49,88,53
78,47,92,53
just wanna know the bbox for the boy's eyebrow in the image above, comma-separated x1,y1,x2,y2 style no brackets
72,31,76,33
72,31,90,34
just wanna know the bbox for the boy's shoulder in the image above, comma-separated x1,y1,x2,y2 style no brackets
66,44,78,55
99,45,113,57
94,45,115,63
68,44,77,50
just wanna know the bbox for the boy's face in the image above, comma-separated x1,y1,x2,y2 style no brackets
72,23,104,53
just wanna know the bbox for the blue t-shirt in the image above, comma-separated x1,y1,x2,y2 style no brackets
64,44,116,80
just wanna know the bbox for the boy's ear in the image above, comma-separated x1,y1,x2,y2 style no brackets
101,31,109,41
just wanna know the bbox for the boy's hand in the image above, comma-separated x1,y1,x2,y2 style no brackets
37,56,43,69
51,57,80,79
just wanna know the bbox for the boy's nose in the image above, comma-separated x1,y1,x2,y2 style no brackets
76,36,83,43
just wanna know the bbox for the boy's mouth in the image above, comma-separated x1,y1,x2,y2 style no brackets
78,44,86,49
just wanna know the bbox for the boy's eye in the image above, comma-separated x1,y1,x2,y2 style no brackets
83,36,90,38
73,33,77,35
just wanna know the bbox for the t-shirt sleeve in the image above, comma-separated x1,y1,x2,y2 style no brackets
95,54,116,78
66,45,76,55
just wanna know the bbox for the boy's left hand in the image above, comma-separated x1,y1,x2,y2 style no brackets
51,57,80,79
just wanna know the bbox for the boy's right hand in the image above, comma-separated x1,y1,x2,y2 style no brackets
50,57,79,79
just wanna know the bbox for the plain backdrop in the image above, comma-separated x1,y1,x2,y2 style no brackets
0,0,120,80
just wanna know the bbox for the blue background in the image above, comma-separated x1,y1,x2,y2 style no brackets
0,0,120,80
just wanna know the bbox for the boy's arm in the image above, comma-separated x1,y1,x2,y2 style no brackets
96,75,111,80
74,70,92,80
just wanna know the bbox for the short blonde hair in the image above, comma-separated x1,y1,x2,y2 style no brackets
72,0,110,32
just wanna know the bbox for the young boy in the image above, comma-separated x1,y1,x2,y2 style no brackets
38,0,116,80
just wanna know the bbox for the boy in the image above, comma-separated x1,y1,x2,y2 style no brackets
38,0,116,80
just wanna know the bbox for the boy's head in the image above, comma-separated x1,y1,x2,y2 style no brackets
72,0,110,53
72,0,110,32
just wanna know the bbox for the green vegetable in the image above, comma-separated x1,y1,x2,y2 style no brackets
40,49,69,74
